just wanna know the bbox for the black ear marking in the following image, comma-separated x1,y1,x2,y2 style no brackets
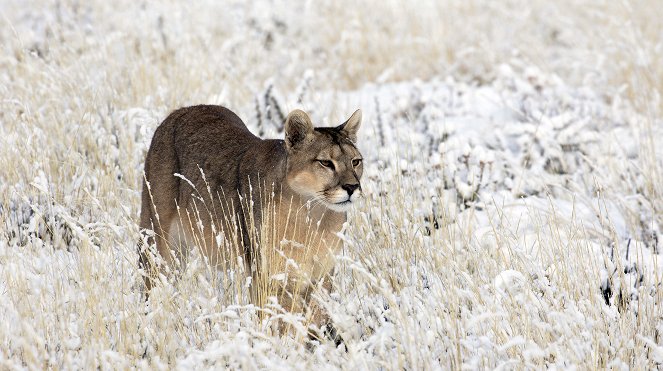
336,109,362,143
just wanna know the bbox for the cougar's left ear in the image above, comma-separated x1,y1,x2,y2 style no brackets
285,109,314,150
337,109,362,143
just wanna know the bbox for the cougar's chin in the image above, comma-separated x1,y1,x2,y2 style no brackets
325,199,354,213
323,191,361,213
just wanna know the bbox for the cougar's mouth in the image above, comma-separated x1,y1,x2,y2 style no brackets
326,202,352,213
319,186,362,212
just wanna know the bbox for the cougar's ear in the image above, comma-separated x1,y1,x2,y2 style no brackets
285,109,314,149
337,109,361,143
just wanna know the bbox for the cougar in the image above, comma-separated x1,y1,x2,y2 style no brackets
138,105,363,341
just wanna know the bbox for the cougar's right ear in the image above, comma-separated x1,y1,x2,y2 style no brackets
285,109,313,149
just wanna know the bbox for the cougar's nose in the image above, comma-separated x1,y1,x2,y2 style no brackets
342,184,360,196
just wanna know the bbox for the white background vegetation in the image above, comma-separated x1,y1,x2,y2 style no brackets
1,0,662,369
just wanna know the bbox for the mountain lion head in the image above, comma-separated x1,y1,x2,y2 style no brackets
284,109,363,212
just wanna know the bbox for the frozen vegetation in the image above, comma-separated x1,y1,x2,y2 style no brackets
1,0,662,369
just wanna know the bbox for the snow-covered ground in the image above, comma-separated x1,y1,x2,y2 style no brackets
1,0,662,369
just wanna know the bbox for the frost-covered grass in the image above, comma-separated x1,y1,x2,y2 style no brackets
1,0,662,369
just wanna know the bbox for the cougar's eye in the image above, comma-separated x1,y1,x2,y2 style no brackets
318,160,334,170
352,159,362,167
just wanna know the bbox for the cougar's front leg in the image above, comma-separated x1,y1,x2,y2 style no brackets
307,277,343,346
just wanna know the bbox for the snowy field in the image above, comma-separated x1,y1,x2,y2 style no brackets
1,0,662,369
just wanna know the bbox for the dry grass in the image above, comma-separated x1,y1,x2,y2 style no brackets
1,0,662,368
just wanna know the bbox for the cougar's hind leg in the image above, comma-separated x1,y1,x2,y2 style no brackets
138,176,179,296
138,179,159,296
138,116,184,295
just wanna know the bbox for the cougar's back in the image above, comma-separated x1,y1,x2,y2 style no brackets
139,105,272,276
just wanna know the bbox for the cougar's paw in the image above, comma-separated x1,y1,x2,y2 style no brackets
306,323,346,351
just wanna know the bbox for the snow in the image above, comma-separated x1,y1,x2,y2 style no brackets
494,270,527,297
1,0,662,369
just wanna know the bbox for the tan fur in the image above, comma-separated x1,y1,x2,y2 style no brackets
138,105,363,338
